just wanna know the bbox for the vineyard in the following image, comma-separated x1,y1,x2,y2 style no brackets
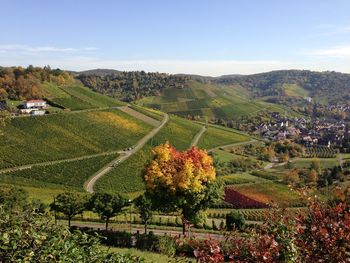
0,109,152,169
207,207,305,222
224,187,269,209
303,146,338,158
232,182,304,207
94,115,203,194
45,84,124,110
0,155,116,190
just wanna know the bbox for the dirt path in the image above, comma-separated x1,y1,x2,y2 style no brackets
190,126,207,147
207,139,257,153
117,106,160,127
0,151,120,174
263,157,301,170
84,113,169,193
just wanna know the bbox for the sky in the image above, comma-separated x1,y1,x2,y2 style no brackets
1,0,350,76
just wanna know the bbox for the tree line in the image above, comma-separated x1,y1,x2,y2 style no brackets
77,71,189,102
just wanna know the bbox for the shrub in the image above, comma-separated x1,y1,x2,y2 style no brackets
156,235,176,256
226,211,245,231
135,231,158,251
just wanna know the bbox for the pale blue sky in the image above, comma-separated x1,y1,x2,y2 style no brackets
1,0,350,75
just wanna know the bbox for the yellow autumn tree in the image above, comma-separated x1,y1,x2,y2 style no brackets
144,143,222,234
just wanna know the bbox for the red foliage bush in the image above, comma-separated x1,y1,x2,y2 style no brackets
224,187,269,209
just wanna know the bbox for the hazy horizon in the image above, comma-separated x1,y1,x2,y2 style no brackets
2,0,350,75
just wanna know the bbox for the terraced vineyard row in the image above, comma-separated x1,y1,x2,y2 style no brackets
0,155,116,190
0,109,152,169
44,84,124,110
304,146,338,158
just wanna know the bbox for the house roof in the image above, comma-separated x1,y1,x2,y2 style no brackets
26,100,46,103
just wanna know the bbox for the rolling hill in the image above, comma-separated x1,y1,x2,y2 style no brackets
136,80,297,121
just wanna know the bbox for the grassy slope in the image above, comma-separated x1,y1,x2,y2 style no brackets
0,109,152,169
197,125,251,150
94,115,202,195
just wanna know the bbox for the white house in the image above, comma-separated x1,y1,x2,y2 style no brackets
24,100,47,109
30,110,46,116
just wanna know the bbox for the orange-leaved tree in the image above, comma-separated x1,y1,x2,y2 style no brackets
144,143,223,234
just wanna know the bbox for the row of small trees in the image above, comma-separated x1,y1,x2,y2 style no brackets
51,192,128,230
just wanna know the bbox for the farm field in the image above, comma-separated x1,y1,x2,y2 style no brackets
0,155,116,191
220,173,267,185
0,109,152,169
272,157,340,171
94,115,203,195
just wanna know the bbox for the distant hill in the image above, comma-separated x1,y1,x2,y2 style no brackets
213,70,350,104
73,68,122,76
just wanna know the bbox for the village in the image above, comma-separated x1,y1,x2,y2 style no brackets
254,109,350,151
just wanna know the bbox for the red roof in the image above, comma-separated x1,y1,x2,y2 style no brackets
27,100,46,103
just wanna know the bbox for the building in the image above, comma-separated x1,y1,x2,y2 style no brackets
30,110,46,116
24,100,47,109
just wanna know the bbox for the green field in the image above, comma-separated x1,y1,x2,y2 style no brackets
220,173,266,185
197,125,251,150
0,155,116,191
283,84,309,97
137,80,297,120
44,83,124,110
95,115,203,195
0,109,152,169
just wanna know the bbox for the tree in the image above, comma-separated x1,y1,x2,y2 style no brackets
226,211,245,231
0,199,140,262
307,169,318,184
89,192,128,230
50,192,87,227
284,169,300,184
310,158,321,173
0,185,28,212
134,194,153,234
144,143,223,234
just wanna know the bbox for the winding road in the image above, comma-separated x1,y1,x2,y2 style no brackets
84,113,169,193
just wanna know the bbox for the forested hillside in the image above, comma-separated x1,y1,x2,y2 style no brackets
77,71,189,101
0,66,75,100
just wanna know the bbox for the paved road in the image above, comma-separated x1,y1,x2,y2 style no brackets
67,220,224,240
84,113,169,193
190,126,207,147
0,150,121,174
